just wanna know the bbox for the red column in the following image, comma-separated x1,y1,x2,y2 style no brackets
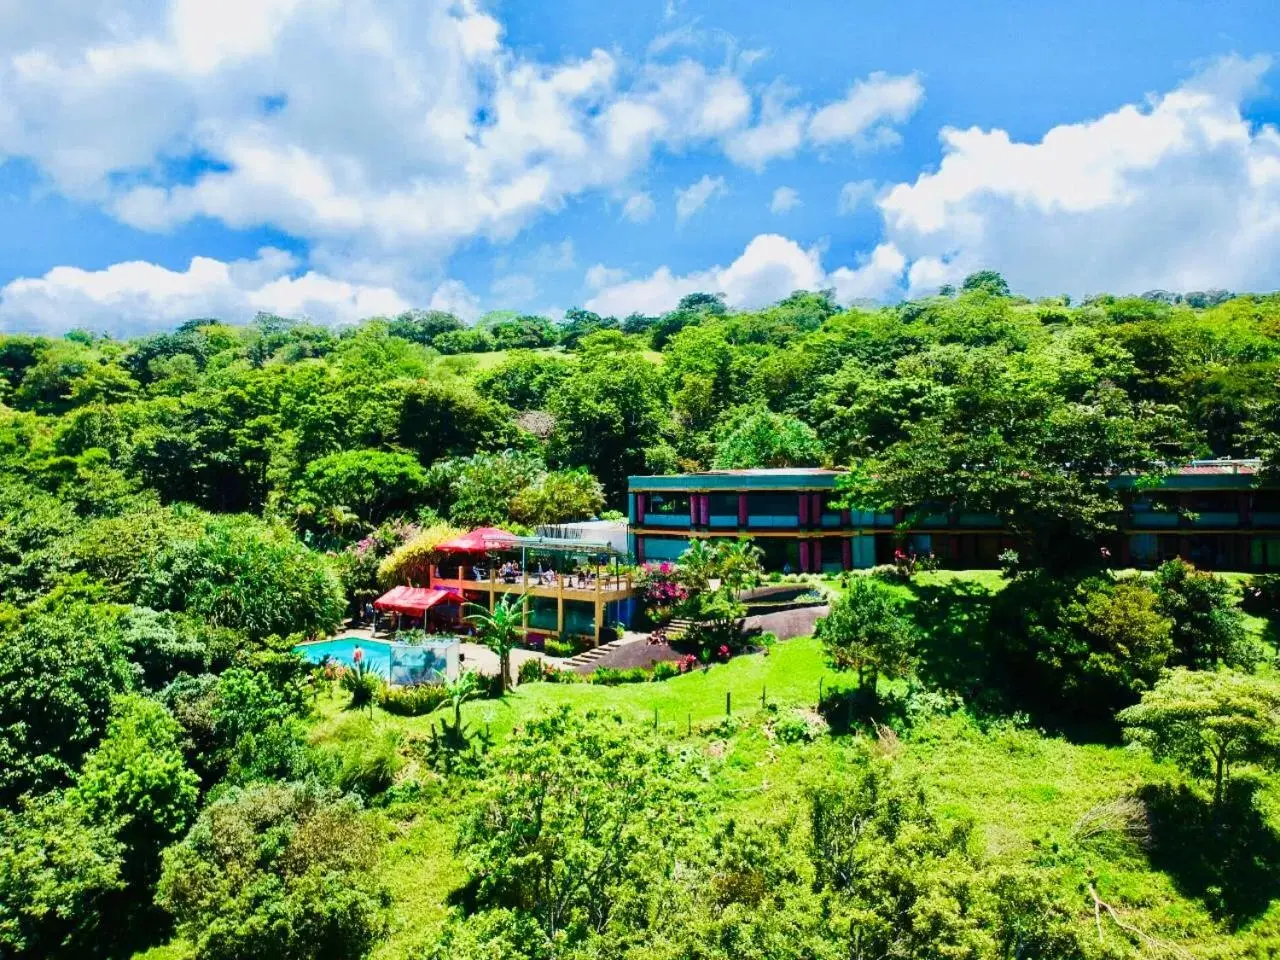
636,493,646,523
738,493,748,527
699,494,710,526
811,494,824,528
841,508,852,526
798,494,810,526
799,540,810,572
841,538,852,570
812,539,823,569
1239,493,1252,526
689,496,698,526
635,537,645,563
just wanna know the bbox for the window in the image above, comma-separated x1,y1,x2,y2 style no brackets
708,492,739,516
647,492,690,516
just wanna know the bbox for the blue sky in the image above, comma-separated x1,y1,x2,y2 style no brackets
1,0,1278,335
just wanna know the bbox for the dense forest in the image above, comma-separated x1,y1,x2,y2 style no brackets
4,273,1280,959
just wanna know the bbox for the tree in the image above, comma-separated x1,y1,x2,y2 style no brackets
816,577,914,700
1120,668,1280,812
960,269,1011,297
547,351,666,503
157,782,389,960
454,707,685,948
810,761,1089,959
508,468,605,526
0,602,136,805
291,448,429,528
1151,559,1254,669
387,309,463,344
840,357,1189,571
467,595,527,695
70,695,199,893
0,794,124,959
713,407,826,469
427,451,545,528
138,514,346,642
994,574,1174,721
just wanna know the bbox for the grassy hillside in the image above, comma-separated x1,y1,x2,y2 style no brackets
295,573,1280,960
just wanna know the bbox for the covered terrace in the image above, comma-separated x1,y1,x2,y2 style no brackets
428,529,639,644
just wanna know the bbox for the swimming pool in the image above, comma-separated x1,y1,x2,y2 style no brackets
294,637,393,678
294,636,460,685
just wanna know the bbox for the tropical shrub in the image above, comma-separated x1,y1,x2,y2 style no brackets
1151,559,1254,669
377,682,450,717
342,661,383,710
157,782,390,960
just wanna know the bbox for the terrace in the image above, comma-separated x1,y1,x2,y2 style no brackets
428,529,639,644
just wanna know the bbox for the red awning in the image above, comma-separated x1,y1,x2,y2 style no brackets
436,526,518,553
373,586,464,617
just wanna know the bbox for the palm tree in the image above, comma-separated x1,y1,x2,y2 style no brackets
466,594,527,695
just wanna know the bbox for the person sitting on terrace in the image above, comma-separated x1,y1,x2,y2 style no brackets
472,565,486,581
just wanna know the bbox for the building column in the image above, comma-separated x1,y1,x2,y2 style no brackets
594,573,604,645
841,538,852,570
698,493,710,526
811,538,823,570
635,536,645,563
636,493,647,523
738,493,749,528
798,494,810,527
689,496,699,526
556,576,565,638
811,494,824,529
521,570,529,635
799,540,810,572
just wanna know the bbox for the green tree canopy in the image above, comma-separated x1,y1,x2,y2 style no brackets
1120,668,1280,811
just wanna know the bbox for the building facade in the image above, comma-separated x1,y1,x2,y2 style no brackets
627,461,1280,573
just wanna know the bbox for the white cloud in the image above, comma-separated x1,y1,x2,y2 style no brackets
808,71,924,149
0,248,414,336
837,179,876,214
0,4,924,270
585,263,629,290
829,243,907,302
533,238,576,271
491,273,538,304
770,185,800,213
584,232,892,316
675,174,726,221
621,191,656,223
428,279,482,322
723,82,808,170
874,54,1280,296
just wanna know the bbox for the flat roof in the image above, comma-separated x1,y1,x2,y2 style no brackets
629,468,845,491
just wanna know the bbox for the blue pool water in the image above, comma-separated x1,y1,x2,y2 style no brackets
294,637,392,678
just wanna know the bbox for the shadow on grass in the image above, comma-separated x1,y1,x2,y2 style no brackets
905,578,1007,714
1140,779,1280,927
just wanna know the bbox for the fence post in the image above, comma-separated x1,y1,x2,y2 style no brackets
726,690,731,717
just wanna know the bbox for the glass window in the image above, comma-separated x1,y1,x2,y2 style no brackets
746,492,800,516
708,492,739,516
647,492,690,515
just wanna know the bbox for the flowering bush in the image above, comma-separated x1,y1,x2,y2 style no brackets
637,561,687,617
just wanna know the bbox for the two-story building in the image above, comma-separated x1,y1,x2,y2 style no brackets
627,460,1280,573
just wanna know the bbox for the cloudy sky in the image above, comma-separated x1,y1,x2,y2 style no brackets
1,0,1279,335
